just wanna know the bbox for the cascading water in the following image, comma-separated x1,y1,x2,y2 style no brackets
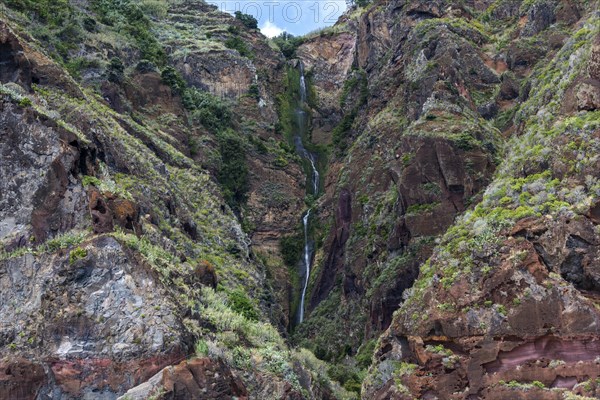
294,62,320,197
298,209,311,323
294,62,319,324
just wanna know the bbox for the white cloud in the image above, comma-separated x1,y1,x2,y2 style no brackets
260,20,284,38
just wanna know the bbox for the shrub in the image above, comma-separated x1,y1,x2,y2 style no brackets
234,11,258,29
355,339,377,369
247,84,260,100
4,0,72,27
18,97,32,107
57,21,83,43
91,0,166,65
69,247,88,264
271,32,304,58
327,364,362,394
139,0,169,19
82,17,97,32
161,67,186,94
107,57,125,83
227,289,259,321
225,36,253,58
332,110,357,150
182,88,231,132
227,25,240,35
81,175,101,187
279,234,303,267
135,59,157,73
195,339,209,356
66,57,102,79
217,130,249,211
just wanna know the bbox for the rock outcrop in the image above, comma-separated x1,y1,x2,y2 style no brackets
361,6,600,399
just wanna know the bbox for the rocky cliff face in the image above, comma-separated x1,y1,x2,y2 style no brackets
1,0,600,398
291,0,600,397
0,2,345,399
362,15,600,398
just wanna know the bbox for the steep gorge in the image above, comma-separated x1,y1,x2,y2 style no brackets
0,0,599,399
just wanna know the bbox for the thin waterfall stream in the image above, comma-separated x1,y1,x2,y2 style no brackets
298,209,311,323
294,62,319,324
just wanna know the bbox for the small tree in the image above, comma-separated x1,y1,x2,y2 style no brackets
272,32,304,58
234,11,258,29
161,66,186,93
107,57,124,83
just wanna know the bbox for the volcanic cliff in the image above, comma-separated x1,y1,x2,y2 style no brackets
0,0,599,399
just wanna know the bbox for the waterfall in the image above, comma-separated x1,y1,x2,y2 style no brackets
295,62,319,324
298,209,311,324
299,62,307,103
294,62,319,197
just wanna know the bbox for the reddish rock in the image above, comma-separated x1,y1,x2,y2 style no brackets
89,188,114,234
120,358,248,400
160,358,248,400
192,260,218,289
576,81,600,111
108,196,139,233
0,359,46,400
310,189,352,308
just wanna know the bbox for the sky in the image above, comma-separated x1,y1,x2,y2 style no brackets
207,0,348,37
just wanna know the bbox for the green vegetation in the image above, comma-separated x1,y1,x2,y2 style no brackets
333,70,368,151
18,97,32,107
332,110,358,150
91,0,166,65
234,11,258,29
195,339,209,356
227,289,259,321
271,32,305,58
199,287,355,398
406,202,439,215
3,0,72,27
69,247,88,264
356,339,377,368
217,129,249,212
399,15,600,334
65,57,102,79
280,234,303,267
225,36,253,58
339,70,368,107
327,363,365,394
499,380,546,390
393,361,418,381
0,231,87,262
107,57,125,83
183,88,232,132
161,66,187,94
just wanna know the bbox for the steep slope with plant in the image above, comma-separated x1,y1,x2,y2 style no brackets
363,10,600,400
1,0,600,398
0,1,349,399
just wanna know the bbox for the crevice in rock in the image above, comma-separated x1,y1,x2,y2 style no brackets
406,10,437,20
